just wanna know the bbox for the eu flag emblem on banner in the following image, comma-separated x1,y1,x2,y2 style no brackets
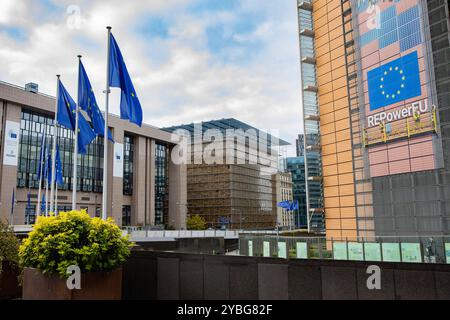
109,33,143,127
368,51,422,111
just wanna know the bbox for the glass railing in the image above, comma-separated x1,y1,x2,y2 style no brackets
239,234,450,264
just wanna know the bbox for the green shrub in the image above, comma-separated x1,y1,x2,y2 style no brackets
19,210,133,278
186,215,207,230
0,219,20,273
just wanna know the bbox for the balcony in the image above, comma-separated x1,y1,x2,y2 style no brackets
299,29,314,37
298,1,313,11
303,85,318,93
305,114,320,121
308,176,323,182
302,56,316,64
306,145,321,152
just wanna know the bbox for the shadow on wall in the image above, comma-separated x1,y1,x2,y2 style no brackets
122,250,450,300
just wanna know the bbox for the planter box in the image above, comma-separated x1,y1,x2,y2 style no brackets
0,261,22,300
22,267,122,300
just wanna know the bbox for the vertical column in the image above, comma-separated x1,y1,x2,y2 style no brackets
111,127,123,226
147,139,156,225
168,144,187,229
133,136,147,225
0,103,21,224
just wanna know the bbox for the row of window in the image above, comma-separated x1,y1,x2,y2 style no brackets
18,109,170,226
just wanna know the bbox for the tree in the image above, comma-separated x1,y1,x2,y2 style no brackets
0,219,20,273
187,215,207,230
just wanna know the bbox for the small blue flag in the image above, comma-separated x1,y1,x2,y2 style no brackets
27,191,31,210
78,60,114,142
41,193,46,213
46,152,52,186
109,33,143,127
55,145,64,186
277,201,291,209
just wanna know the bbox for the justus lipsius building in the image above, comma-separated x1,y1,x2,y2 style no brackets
0,81,187,228
298,0,450,240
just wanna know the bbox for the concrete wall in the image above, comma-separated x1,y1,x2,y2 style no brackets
0,82,187,228
122,250,450,300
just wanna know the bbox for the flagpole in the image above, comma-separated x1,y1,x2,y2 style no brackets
102,26,111,221
45,172,49,216
55,184,58,215
72,55,82,211
50,75,60,214
36,132,46,217
10,189,15,226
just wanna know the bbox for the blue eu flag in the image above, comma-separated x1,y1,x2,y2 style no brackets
78,60,114,142
77,114,97,155
109,33,143,127
57,79,76,131
55,145,63,186
46,151,52,186
368,51,422,111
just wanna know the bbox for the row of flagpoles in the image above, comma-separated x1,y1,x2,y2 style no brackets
30,27,143,221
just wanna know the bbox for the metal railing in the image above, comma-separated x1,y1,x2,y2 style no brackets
124,228,279,239
239,234,450,264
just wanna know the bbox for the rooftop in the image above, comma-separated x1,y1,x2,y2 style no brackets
162,118,290,146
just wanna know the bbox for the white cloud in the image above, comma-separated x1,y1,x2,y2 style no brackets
0,0,302,156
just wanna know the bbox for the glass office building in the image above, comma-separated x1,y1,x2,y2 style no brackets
0,81,186,228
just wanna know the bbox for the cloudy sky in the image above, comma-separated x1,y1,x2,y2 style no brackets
0,0,302,154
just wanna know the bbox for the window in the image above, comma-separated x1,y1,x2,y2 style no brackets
17,109,104,192
123,134,134,195
155,143,168,225
122,205,131,226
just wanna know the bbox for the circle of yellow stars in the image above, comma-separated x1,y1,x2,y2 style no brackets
379,66,406,100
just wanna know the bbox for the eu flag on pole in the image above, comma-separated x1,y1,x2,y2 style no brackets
58,79,96,154
78,60,114,142
57,80,76,131
55,145,63,186
368,51,422,111
109,33,143,127
41,193,46,213
46,152,52,186
77,114,97,155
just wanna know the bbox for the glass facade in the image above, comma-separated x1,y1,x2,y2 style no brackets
287,155,325,231
17,109,104,192
155,143,168,225
297,1,325,232
122,205,131,226
123,134,134,196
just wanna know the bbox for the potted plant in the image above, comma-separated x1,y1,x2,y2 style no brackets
0,219,21,299
19,210,133,300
